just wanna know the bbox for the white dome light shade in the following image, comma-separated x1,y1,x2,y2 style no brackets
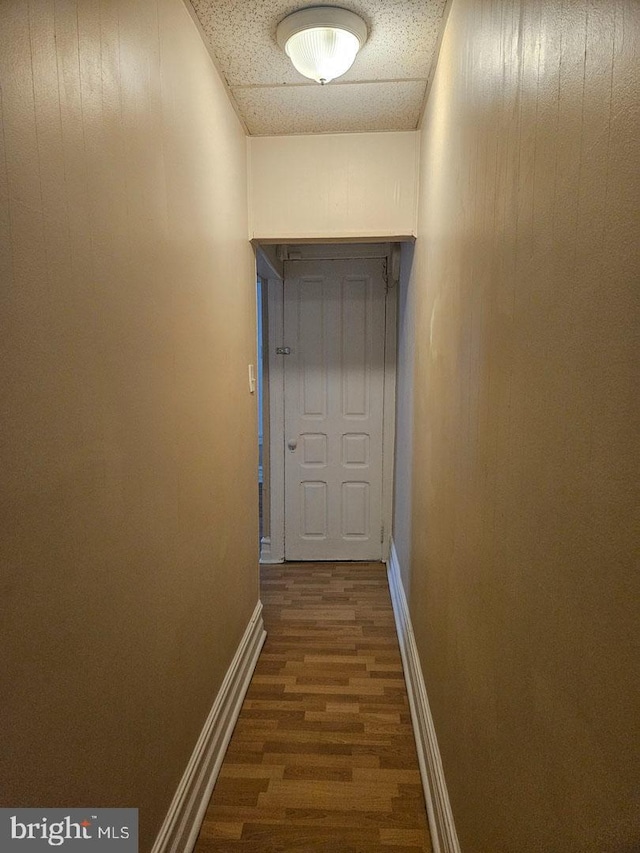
276,7,368,85
285,27,360,84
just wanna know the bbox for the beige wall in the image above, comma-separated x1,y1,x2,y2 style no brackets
395,0,640,850
0,0,258,849
248,132,419,241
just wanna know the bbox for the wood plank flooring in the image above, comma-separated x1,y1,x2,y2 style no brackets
194,562,432,852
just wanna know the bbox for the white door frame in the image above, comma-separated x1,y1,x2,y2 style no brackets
262,249,398,564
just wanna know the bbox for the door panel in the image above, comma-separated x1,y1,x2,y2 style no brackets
283,258,386,561
300,481,327,537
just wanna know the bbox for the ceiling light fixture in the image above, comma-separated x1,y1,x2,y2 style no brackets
276,6,368,85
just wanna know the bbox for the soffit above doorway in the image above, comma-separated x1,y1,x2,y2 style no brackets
186,0,449,135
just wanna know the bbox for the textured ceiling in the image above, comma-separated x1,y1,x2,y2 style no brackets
188,0,448,135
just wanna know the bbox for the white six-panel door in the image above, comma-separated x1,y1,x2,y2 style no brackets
283,259,387,561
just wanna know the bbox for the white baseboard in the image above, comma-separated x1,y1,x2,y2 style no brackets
259,536,272,563
259,536,283,564
151,602,266,853
387,541,461,853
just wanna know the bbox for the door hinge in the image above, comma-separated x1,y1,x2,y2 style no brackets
380,525,385,544
382,258,389,289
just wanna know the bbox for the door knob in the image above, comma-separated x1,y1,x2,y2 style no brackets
287,439,297,451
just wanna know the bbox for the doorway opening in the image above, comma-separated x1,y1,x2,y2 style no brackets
257,276,263,543
256,275,268,547
256,242,401,565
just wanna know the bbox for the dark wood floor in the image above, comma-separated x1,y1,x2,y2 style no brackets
194,562,433,852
